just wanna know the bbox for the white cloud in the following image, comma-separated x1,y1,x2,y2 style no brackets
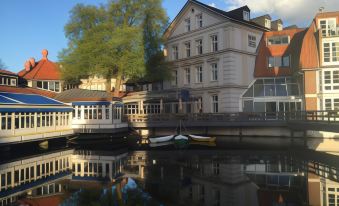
209,2,217,8
224,0,339,27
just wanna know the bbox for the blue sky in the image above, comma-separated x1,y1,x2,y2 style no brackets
1,0,338,72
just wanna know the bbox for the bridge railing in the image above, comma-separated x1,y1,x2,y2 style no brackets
124,110,339,123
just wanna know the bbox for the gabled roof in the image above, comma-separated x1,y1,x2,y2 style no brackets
0,69,17,76
18,50,61,81
18,59,61,80
164,0,269,38
0,85,56,98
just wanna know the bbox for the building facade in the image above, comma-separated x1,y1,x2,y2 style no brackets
161,0,268,113
241,26,305,113
300,12,339,111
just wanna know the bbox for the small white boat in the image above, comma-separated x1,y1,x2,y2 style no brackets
174,135,188,140
189,135,216,142
149,135,174,143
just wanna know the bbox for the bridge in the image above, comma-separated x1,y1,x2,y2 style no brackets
125,110,339,134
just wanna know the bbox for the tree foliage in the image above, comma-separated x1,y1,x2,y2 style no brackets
59,0,169,94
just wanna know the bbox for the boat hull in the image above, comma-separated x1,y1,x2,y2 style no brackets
189,135,216,142
149,135,174,143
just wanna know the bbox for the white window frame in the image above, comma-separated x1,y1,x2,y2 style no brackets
321,69,339,92
172,45,178,60
184,68,190,85
195,66,203,83
318,18,336,37
196,13,203,28
211,63,218,81
243,11,250,21
196,39,203,55
265,19,271,29
248,35,256,48
185,18,191,32
210,35,218,52
322,40,339,65
184,42,191,58
211,95,218,113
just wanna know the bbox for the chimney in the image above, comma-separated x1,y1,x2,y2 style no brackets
29,57,36,67
42,49,48,60
24,61,31,72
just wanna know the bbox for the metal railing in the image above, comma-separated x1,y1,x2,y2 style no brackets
124,110,339,124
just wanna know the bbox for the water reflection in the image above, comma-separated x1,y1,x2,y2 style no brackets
1,140,339,205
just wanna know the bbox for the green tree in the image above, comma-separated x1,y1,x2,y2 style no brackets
60,0,168,95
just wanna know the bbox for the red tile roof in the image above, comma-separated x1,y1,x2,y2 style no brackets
0,69,17,76
18,59,61,80
0,85,56,98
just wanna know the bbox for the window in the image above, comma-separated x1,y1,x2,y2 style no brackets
10,79,16,86
196,14,202,28
322,70,339,91
172,70,178,86
265,19,271,28
322,41,339,64
172,46,178,60
36,81,61,92
185,42,191,57
211,35,218,52
332,42,339,62
184,68,190,84
196,66,203,83
248,35,256,48
319,18,336,37
324,43,331,62
125,104,138,114
212,95,218,113
268,36,289,45
211,63,218,81
282,56,290,67
185,18,191,32
196,39,203,55
243,11,250,21
268,57,274,67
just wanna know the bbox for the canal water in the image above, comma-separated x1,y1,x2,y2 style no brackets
0,137,338,206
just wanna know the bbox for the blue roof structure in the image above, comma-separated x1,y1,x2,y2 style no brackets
0,92,72,112
0,92,63,105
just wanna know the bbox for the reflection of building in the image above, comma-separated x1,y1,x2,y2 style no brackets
0,147,127,205
0,149,74,205
71,150,127,180
54,89,127,133
0,92,73,144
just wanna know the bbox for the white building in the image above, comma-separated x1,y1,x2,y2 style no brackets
0,92,73,144
54,89,127,133
161,0,269,113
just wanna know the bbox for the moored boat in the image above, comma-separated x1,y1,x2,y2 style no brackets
149,141,174,148
149,135,174,143
189,135,216,142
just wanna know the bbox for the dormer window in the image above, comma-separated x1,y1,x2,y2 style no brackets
265,19,271,29
185,18,191,32
267,36,290,45
243,11,250,21
196,14,203,28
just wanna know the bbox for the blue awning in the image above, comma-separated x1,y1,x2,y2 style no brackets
0,108,73,113
72,101,111,106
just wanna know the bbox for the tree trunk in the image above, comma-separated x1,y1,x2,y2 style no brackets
106,77,112,93
113,74,122,97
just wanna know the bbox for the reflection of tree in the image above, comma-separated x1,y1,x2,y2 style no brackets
76,178,160,206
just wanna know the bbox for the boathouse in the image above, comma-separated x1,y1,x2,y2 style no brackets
0,91,73,144
54,89,127,133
